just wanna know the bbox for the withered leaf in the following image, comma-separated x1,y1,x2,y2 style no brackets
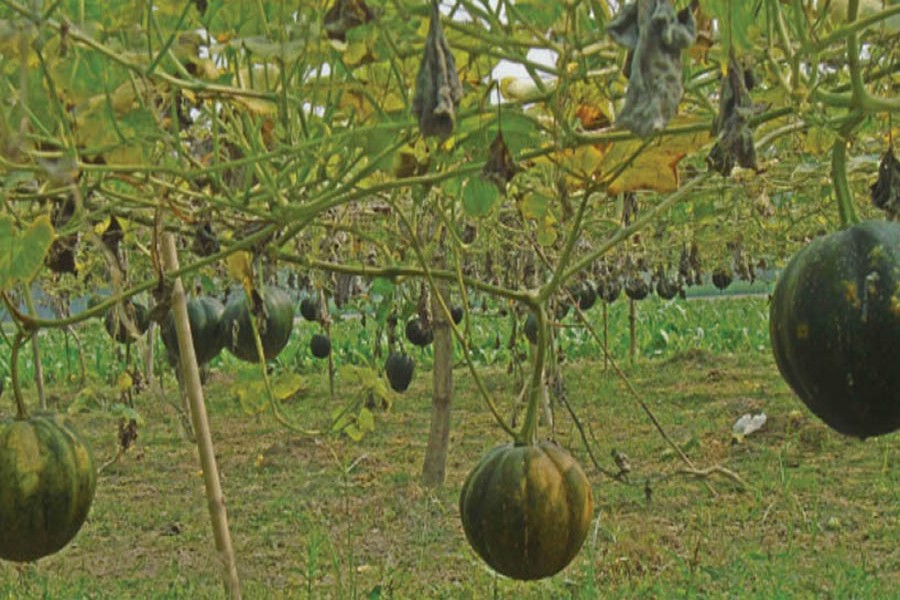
707,52,766,176
412,1,464,138
45,238,78,275
871,147,900,218
46,196,78,275
102,215,124,256
482,131,518,191
192,221,220,257
324,0,377,42
607,1,696,138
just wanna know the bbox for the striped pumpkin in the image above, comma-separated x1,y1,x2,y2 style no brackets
459,440,593,580
0,413,97,562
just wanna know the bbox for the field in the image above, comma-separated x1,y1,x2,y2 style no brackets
2,295,899,599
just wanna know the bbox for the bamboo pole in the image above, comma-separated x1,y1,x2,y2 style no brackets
161,233,242,599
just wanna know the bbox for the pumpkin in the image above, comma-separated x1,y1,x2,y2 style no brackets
299,297,319,322
569,282,597,311
220,286,294,362
0,413,96,562
459,440,593,580
712,266,733,290
597,276,622,304
310,333,332,359
405,318,433,347
103,300,149,344
161,296,226,366
385,353,414,392
769,220,900,438
624,275,649,300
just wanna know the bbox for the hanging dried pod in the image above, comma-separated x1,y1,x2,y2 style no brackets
482,130,518,191
607,0,696,138
871,147,899,218
707,52,765,176
412,0,464,138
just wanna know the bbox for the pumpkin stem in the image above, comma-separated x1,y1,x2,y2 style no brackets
518,303,547,445
831,114,863,227
10,333,28,419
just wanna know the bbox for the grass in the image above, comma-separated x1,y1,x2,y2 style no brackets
2,297,899,598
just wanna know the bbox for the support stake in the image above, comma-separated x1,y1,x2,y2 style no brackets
161,233,242,599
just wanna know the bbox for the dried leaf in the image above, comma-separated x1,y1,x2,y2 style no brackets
482,131,518,190
324,0,378,42
607,1,696,138
412,1,464,138
192,221,220,257
706,52,765,176
102,215,123,257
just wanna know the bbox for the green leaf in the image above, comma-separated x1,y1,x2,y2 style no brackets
344,423,364,442
463,177,500,217
110,402,145,426
514,1,565,29
0,214,54,291
67,386,100,415
358,407,375,433
272,372,305,401
520,193,550,220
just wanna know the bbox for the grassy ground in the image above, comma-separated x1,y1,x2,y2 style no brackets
3,343,900,599
1,296,899,598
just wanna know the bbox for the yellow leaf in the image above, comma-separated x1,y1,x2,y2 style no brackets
599,118,710,194
226,251,252,283
343,41,372,66
116,372,133,393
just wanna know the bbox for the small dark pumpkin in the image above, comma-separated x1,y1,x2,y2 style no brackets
570,282,597,311
597,277,622,304
220,286,294,363
0,413,97,562
712,266,733,290
161,296,226,366
459,440,593,580
299,297,319,322
405,318,433,347
624,275,649,300
385,353,414,392
769,220,900,438
104,301,149,344
310,333,332,359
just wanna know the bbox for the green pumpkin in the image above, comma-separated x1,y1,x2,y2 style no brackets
769,220,900,438
459,440,594,580
103,301,149,344
0,413,97,562
220,286,294,362
384,352,414,392
161,297,226,366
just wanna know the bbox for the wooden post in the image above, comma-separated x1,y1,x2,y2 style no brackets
161,233,242,599
422,278,453,487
